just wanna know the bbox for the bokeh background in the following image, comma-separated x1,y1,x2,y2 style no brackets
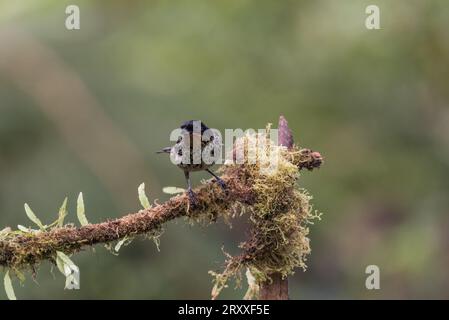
1,0,448,299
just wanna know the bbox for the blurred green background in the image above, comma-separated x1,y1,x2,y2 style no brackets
1,0,448,299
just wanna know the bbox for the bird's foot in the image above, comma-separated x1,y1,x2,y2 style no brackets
187,189,199,207
215,178,227,192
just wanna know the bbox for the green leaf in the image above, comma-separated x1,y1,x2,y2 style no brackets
138,183,151,209
17,225,32,233
56,251,75,269
114,237,127,253
76,192,88,226
55,251,79,290
4,270,16,300
162,186,185,195
55,254,65,275
0,227,11,240
24,203,45,230
57,197,68,227
0,227,11,234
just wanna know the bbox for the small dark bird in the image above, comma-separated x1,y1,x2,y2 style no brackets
157,120,226,204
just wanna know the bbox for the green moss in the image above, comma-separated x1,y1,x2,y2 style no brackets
207,130,322,299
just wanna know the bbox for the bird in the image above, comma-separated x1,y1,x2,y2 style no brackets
157,120,226,204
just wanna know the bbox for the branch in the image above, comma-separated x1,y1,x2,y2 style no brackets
0,148,321,271
1,118,323,301
0,178,238,269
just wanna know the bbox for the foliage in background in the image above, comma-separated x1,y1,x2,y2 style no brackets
0,0,449,298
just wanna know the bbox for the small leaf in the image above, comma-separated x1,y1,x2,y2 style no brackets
55,254,65,275
4,270,17,300
138,183,151,209
17,225,31,233
162,186,185,195
56,251,75,269
56,251,79,290
57,197,68,227
0,227,11,234
76,192,88,226
65,268,79,290
114,238,127,253
24,203,45,230
0,227,11,240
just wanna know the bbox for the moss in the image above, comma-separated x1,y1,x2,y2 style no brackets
208,130,322,299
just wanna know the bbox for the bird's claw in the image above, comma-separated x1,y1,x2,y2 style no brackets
187,189,199,207
216,179,227,191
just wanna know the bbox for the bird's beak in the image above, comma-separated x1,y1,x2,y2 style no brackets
156,147,172,154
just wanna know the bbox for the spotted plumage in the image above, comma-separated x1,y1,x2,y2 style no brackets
157,120,226,204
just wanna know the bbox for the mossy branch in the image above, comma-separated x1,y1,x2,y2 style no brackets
0,178,234,269
259,115,294,300
0,117,323,300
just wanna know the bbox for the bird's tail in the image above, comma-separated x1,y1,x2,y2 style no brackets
156,147,172,154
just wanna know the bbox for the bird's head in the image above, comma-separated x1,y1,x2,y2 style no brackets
180,120,209,134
